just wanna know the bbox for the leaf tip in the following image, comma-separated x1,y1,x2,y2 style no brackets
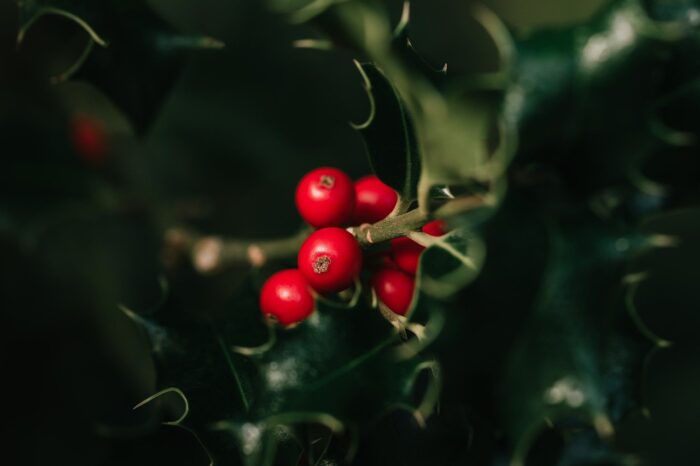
393,1,411,37
350,60,376,130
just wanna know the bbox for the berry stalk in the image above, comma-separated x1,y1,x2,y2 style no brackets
165,193,492,273
352,193,492,247
163,226,311,273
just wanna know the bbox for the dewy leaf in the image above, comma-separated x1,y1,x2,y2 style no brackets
139,274,440,465
248,302,436,425
502,0,700,197
500,215,662,465
353,61,420,201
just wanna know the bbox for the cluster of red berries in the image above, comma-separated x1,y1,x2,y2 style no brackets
260,167,447,327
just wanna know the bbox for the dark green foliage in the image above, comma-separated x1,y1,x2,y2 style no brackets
17,0,222,132
3,0,700,465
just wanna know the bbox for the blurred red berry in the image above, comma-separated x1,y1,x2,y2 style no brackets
391,219,449,275
422,219,448,236
71,114,108,165
390,236,424,275
372,268,415,316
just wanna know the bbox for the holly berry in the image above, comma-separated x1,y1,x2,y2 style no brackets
298,227,362,294
371,268,415,316
390,236,424,275
295,167,355,228
71,114,108,165
422,219,448,237
259,269,315,326
353,175,398,224
391,219,450,275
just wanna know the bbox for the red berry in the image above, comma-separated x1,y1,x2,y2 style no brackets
295,167,354,228
422,219,448,236
372,268,415,316
391,220,449,275
260,269,315,326
353,175,398,224
298,227,362,294
71,114,108,165
391,236,424,275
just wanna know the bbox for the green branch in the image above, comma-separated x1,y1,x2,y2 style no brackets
163,194,492,273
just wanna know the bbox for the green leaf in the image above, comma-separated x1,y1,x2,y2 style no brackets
414,227,487,299
503,0,700,197
415,94,506,209
268,0,344,23
353,61,421,201
16,0,224,133
137,276,439,465
500,214,661,465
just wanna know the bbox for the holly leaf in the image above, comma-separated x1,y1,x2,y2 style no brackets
267,0,342,23
414,226,487,300
408,3,515,209
499,215,662,464
286,0,515,208
642,0,700,23
504,0,700,198
16,0,224,133
132,275,440,465
217,303,439,465
353,61,421,202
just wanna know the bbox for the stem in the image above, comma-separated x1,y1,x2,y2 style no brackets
163,226,311,274
164,195,492,274
352,194,493,247
352,209,424,247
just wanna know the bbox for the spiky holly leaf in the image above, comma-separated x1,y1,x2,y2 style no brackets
353,62,420,202
504,0,700,197
130,274,440,465
298,9,446,204
291,1,514,209
499,212,663,465
16,0,223,133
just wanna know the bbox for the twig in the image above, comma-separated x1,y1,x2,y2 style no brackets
163,226,311,274
352,194,494,247
164,195,493,274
